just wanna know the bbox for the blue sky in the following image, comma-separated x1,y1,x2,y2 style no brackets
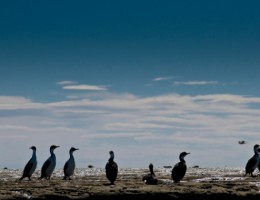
0,0,260,169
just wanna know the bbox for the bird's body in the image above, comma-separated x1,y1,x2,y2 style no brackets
142,163,158,185
63,147,79,180
171,152,190,183
245,144,260,176
39,145,59,180
19,146,37,181
105,151,118,185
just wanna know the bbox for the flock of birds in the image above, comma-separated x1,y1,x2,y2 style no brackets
19,145,190,184
19,143,260,185
19,145,122,184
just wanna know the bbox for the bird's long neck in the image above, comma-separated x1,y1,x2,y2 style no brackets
150,168,155,175
69,151,74,159
179,155,186,163
32,150,36,160
50,149,55,157
109,154,114,162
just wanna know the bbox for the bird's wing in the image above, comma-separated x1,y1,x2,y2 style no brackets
63,161,69,172
112,161,118,170
172,163,180,174
246,156,256,172
172,162,187,180
41,158,51,174
23,159,34,175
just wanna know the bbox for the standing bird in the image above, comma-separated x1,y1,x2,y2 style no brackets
63,147,79,180
105,151,118,185
171,152,190,183
39,145,59,180
19,146,37,181
245,144,260,176
142,163,158,185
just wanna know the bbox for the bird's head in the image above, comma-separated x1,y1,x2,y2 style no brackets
30,146,36,151
180,152,190,160
70,147,79,153
109,151,115,159
254,144,260,151
149,163,154,170
254,144,260,153
50,145,60,151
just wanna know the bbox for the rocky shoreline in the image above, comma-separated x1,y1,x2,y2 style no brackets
1,168,260,199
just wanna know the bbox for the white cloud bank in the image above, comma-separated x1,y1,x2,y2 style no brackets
0,92,259,169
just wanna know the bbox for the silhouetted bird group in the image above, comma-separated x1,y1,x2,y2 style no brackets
20,146,192,184
142,151,190,185
19,143,260,185
20,145,79,181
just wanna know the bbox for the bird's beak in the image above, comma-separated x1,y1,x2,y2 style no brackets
56,146,60,148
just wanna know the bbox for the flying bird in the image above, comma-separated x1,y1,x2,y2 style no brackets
19,146,37,181
39,145,59,180
238,141,247,145
105,151,118,185
172,152,190,183
63,147,79,180
142,163,158,185
245,144,260,176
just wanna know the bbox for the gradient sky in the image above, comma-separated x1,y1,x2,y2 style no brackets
0,0,260,169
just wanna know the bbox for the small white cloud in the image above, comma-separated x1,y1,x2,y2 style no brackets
57,80,78,85
174,81,219,86
145,83,153,87
153,76,175,81
62,84,107,91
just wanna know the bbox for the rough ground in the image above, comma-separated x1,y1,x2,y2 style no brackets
1,168,260,200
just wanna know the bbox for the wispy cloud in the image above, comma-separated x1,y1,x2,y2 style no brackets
62,84,108,91
57,80,78,85
153,76,175,81
174,81,219,86
57,81,109,91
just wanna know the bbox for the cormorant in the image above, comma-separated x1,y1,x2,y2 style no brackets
19,146,37,181
105,151,118,185
245,144,260,176
63,147,79,180
142,163,158,185
39,145,59,180
171,152,190,183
